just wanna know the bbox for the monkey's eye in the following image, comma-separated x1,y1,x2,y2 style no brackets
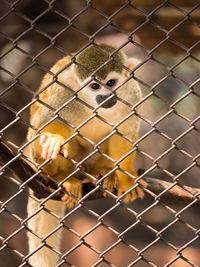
90,83,100,90
106,79,116,87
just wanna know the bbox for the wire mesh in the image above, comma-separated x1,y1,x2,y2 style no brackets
0,0,200,266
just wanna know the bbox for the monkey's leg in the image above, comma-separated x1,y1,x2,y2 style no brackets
92,168,117,194
101,169,117,193
27,193,66,267
108,134,144,202
90,155,117,194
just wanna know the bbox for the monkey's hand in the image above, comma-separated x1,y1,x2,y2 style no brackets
40,133,68,160
62,178,82,208
117,175,144,203
101,170,117,194
92,168,117,195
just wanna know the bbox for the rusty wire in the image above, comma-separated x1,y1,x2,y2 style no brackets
0,0,200,266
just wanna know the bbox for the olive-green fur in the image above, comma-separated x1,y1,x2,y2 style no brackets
75,44,125,81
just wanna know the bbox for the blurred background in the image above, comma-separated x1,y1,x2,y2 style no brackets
0,0,200,266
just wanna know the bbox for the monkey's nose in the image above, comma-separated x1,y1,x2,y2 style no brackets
96,94,117,109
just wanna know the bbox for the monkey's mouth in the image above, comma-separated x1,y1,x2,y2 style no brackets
96,94,117,109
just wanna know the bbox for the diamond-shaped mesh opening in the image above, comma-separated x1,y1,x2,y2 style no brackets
0,9,29,39
135,58,169,88
143,240,178,266
131,0,165,12
0,1,9,15
55,27,90,53
92,0,127,16
154,76,189,104
0,1,200,267
155,112,190,139
170,21,200,48
32,11,70,36
57,0,87,18
111,5,147,32
189,4,200,22
151,38,188,55
151,3,186,30
139,95,169,122
174,93,200,120
157,148,194,176
173,56,200,83
162,220,197,247
14,0,48,21
133,22,167,50
103,241,139,266
70,8,110,35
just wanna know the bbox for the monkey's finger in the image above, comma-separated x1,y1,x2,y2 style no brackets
41,140,51,159
39,134,47,146
51,140,61,160
42,137,57,160
136,187,144,199
46,137,60,160
61,147,68,158
118,189,137,203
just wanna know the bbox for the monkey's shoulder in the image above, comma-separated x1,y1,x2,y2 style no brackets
30,56,74,115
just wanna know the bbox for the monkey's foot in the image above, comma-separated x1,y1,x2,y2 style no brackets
61,178,82,208
102,176,117,194
40,133,68,160
117,179,144,203
95,169,117,195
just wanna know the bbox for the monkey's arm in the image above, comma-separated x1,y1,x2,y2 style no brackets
29,117,82,207
28,54,84,206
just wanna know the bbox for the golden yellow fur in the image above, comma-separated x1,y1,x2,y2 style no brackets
27,44,144,266
27,45,143,205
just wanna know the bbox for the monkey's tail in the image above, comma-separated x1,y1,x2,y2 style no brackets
26,191,66,267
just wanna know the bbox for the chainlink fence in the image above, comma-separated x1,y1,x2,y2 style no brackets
0,0,200,266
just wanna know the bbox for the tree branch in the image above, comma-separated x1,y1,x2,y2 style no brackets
0,141,200,204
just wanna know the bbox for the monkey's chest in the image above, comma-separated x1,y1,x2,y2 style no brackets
77,117,112,143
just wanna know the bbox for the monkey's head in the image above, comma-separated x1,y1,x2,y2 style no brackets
61,44,139,111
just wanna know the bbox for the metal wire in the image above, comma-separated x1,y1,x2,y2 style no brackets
0,0,200,266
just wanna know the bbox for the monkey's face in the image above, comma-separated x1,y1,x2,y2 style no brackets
78,72,124,110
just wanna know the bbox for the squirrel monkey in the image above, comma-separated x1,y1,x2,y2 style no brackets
26,44,144,266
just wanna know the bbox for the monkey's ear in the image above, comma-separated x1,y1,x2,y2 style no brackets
124,58,140,77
